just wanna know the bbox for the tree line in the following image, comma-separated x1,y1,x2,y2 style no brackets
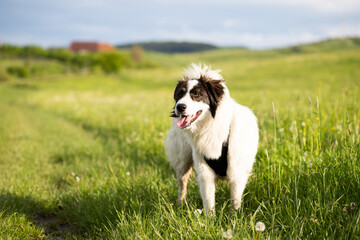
117,41,218,53
0,44,153,79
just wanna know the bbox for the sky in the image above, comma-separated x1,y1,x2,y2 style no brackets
0,0,360,49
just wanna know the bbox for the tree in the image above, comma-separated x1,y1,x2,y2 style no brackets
20,45,47,58
94,52,131,74
131,45,143,64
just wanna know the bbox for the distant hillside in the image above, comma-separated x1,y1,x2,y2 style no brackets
117,41,218,53
279,37,360,53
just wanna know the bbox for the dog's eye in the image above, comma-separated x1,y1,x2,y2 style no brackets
192,90,200,97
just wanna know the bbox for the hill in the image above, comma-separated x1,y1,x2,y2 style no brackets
279,37,360,53
138,37,360,68
116,41,219,53
116,37,360,54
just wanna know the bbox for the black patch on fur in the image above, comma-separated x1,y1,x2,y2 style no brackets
189,84,210,105
171,80,188,117
197,76,224,118
174,80,188,102
204,141,228,177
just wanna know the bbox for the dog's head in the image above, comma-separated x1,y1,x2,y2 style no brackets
172,63,226,129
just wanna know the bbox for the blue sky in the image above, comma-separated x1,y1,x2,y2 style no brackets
0,0,359,49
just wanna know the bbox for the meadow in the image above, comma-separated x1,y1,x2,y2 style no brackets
0,40,359,239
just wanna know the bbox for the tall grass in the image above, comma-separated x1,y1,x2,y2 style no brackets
0,47,359,239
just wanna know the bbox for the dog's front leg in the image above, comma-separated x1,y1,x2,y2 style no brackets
193,151,217,214
176,163,193,205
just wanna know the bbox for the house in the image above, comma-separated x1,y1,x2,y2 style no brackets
69,41,115,52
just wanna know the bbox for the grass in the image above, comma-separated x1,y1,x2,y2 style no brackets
0,42,359,239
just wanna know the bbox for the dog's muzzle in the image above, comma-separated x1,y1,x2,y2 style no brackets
176,103,187,114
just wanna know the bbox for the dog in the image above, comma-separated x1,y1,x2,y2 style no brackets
165,63,259,213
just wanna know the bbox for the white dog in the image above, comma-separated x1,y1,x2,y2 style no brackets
165,63,259,213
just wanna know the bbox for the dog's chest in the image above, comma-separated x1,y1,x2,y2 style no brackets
190,112,232,176
204,142,228,177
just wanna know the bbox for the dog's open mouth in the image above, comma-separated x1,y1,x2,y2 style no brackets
177,110,202,129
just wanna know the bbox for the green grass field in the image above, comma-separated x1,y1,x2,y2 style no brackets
0,41,359,239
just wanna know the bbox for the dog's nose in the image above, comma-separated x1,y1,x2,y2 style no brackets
176,103,186,113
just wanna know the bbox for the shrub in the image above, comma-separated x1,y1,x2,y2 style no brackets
93,52,132,74
0,44,22,58
70,54,87,71
7,66,29,78
0,70,10,82
20,45,47,58
29,62,65,76
1,44,135,75
47,49,73,64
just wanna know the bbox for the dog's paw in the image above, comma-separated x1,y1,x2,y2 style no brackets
204,208,215,218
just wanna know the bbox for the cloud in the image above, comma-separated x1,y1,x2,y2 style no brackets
325,23,360,37
70,24,117,36
145,23,360,49
223,19,236,29
260,0,360,14
153,0,360,14
3,22,358,49
1,0,359,48
0,33,66,47
12,0,359,14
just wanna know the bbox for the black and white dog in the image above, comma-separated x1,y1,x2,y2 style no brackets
165,63,258,213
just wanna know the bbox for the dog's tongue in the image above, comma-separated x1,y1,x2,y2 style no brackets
177,115,193,128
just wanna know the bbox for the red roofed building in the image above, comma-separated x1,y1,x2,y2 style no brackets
69,41,115,52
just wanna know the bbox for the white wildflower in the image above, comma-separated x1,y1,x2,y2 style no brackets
310,215,319,225
222,229,234,239
255,222,266,232
301,122,306,127
126,172,130,176
75,176,80,182
71,172,75,176
194,209,202,216
351,202,356,210
279,128,284,132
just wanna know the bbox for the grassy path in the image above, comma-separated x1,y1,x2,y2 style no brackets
0,94,107,237
0,84,180,239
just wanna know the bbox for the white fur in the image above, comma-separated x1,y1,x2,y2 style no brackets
165,63,259,213
183,63,224,81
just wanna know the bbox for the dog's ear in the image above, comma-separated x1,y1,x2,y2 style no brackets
174,80,187,101
205,80,224,118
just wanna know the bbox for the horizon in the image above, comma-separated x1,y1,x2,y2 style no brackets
1,0,360,49
1,37,359,51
